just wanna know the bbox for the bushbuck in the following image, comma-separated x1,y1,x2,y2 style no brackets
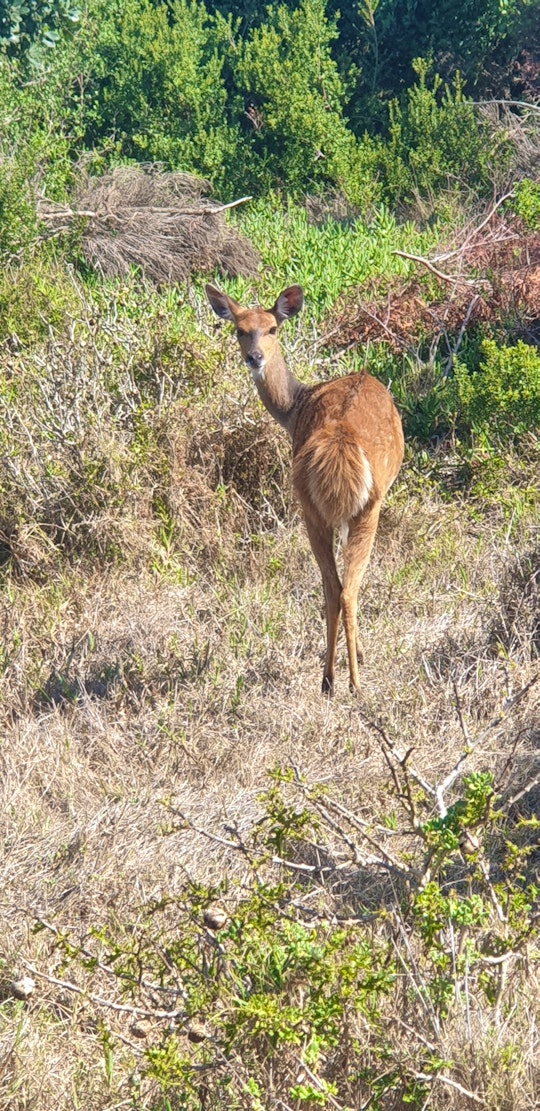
206,283,404,695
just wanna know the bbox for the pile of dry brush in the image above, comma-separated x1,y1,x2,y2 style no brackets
324,200,540,361
38,165,260,284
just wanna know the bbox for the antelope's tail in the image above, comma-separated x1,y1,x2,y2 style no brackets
293,420,373,527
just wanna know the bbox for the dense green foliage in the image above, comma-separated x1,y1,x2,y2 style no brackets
76,0,238,183
454,340,540,444
206,0,539,111
0,0,80,54
0,0,537,210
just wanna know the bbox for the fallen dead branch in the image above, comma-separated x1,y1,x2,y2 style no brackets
392,248,483,288
392,190,517,290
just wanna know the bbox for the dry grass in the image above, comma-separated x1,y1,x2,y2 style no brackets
0,473,538,1107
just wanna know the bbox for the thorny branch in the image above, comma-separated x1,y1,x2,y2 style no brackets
436,673,539,813
290,768,419,882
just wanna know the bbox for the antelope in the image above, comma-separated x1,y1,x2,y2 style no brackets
206,283,404,695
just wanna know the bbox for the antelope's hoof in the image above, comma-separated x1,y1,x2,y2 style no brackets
322,675,334,698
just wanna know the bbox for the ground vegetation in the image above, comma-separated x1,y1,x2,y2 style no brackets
0,2,538,1109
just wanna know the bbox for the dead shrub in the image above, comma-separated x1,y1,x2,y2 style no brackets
187,411,292,528
323,220,540,356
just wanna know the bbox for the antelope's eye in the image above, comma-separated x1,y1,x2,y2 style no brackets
269,326,277,335
236,328,246,338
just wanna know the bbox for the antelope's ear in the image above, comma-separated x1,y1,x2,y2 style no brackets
272,285,304,324
205,284,239,322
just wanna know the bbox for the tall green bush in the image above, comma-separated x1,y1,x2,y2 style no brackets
216,0,537,122
379,59,509,204
77,0,239,189
0,47,79,257
236,0,378,204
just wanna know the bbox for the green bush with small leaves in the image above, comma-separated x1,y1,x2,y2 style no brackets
513,177,540,231
235,0,379,205
453,339,540,445
41,754,538,1110
378,58,510,205
76,0,239,189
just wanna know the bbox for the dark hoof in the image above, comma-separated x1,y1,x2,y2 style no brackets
322,675,334,698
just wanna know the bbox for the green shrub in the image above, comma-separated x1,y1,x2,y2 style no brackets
0,143,38,259
454,339,540,444
513,177,540,231
0,45,81,259
41,755,539,1109
400,338,540,456
0,0,80,57
379,59,511,205
0,255,79,342
235,0,379,206
77,0,239,190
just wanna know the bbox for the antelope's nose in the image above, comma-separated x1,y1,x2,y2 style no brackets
247,350,264,369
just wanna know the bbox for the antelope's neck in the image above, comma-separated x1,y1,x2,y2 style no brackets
251,352,304,436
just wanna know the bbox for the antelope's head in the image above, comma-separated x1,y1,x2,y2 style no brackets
205,284,303,380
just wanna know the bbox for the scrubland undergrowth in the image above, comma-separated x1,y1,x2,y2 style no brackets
0,202,539,1111
1,0,539,1102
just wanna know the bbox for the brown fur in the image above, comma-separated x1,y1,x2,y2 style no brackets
205,283,405,695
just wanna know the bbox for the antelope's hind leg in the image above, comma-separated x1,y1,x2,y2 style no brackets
301,507,342,696
341,503,381,693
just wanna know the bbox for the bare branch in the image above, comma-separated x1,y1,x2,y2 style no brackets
473,99,540,115
392,249,480,287
437,674,540,809
415,1070,486,1104
505,769,540,808
432,190,516,263
21,962,186,1021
